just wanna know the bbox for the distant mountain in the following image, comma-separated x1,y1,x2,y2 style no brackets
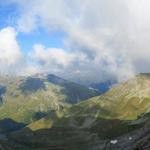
0,74,99,125
90,80,117,93
7,73,150,150
46,74,100,104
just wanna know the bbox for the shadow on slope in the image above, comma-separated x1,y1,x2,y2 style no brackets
8,114,149,150
0,118,26,134
47,74,99,104
0,85,6,104
19,77,46,94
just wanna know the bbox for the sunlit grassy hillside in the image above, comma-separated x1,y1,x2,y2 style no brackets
68,73,150,120
0,74,98,124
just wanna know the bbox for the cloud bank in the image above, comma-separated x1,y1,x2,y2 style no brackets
1,0,150,83
0,27,24,75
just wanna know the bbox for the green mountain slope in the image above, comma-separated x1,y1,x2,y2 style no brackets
7,74,150,150
68,73,150,120
0,74,99,124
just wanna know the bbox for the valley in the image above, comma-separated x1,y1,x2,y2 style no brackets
0,74,149,150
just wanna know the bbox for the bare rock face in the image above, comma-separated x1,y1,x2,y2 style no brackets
133,135,150,150
101,121,150,150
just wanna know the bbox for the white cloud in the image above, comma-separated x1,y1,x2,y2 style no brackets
29,44,90,78
0,27,24,75
6,0,150,82
0,27,21,64
31,44,75,68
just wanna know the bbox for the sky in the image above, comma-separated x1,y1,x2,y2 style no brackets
0,0,150,84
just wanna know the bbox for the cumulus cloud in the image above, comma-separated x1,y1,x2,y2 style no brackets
31,44,76,68
4,0,150,83
29,44,90,79
0,27,24,75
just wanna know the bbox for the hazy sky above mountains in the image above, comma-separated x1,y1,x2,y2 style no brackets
0,0,150,83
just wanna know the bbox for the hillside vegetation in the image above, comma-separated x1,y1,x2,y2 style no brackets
0,74,98,124
6,74,150,150
68,74,150,120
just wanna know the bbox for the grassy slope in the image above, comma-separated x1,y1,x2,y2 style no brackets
15,74,150,132
68,74,150,120
0,77,68,123
9,114,150,150
7,74,150,150
0,75,98,124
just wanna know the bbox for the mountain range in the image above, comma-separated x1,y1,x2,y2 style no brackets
0,73,149,150
0,74,99,125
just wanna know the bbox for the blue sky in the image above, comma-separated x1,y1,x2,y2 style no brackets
0,3,65,54
17,29,65,54
0,2,18,28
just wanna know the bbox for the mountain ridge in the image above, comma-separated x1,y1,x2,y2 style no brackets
0,73,150,150
0,74,99,124
4,73,149,150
